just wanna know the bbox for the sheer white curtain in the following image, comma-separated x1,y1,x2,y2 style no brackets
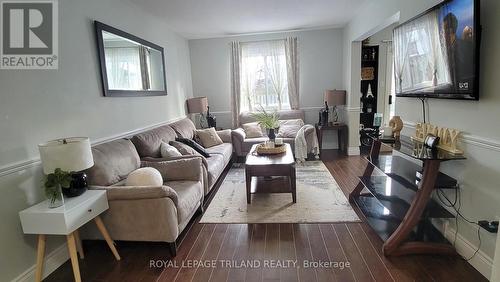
230,41,242,128
240,40,290,112
394,10,451,93
285,37,299,109
104,47,142,90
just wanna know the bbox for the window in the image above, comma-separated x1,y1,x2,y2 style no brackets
240,40,290,112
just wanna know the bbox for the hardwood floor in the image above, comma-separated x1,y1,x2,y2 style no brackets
44,150,486,282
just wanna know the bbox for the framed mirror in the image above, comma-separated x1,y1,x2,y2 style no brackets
94,21,167,97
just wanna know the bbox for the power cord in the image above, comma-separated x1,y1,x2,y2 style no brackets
436,187,482,261
419,97,427,123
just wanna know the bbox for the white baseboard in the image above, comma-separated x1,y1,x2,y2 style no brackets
12,242,69,282
347,146,360,156
441,223,492,280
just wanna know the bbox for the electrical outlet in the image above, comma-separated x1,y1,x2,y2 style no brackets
478,220,499,233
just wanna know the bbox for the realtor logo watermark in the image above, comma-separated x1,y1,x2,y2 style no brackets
0,0,58,69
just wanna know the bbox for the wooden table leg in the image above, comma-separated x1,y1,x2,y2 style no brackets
290,166,296,203
338,129,342,152
74,230,84,259
245,169,252,204
317,127,323,151
94,216,121,261
35,234,46,282
67,232,81,282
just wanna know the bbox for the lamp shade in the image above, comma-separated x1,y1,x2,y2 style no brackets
324,90,346,106
38,137,94,175
186,97,208,114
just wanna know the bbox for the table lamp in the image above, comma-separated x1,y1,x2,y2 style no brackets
187,97,216,128
39,137,94,206
324,90,346,125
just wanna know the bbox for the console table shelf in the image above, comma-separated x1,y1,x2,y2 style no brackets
358,176,455,219
368,155,459,189
353,195,449,244
350,136,465,256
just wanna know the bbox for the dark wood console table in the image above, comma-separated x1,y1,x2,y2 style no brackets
315,123,348,153
349,136,465,256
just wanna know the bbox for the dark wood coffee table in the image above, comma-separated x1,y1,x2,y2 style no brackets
245,143,296,204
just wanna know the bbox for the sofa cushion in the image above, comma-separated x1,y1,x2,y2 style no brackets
166,180,203,224
169,118,197,140
196,128,223,148
277,119,304,138
126,167,163,186
131,125,177,158
205,143,233,165
87,139,140,186
242,122,264,138
176,138,211,157
205,154,225,187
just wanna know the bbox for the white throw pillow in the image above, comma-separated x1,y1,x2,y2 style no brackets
277,119,305,138
126,167,163,186
160,141,182,158
242,122,264,138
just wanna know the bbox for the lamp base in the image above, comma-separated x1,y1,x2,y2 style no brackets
62,172,88,197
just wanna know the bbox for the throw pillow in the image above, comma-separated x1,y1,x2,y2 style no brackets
196,128,223,148
242,122,264,138
126,167,163,186
277,119,305,138
173,138,211,158
160,141,182,158
169,140,199,156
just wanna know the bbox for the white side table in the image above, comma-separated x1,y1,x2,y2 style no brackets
19,190,120,282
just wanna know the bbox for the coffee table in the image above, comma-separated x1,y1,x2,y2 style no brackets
245,143,296,204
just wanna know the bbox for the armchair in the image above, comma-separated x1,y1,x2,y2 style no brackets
82,139,204,256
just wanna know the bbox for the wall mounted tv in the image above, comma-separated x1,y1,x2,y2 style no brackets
393,0,481,100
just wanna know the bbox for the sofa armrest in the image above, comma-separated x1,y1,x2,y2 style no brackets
217,129,232,143
232,128,245,156
141,157,204,182
90,185,178,203
304,125,315,138
232,128,246,141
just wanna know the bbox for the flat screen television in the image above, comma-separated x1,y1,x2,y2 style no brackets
393,0,481,100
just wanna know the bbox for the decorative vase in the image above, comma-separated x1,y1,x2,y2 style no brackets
62,172,88,197
48,184,64,208
267,128,276,141
389,115,404,139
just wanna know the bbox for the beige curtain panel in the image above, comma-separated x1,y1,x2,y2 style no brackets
285,37,299,110
230,41,242,128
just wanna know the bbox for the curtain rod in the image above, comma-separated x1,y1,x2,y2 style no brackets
227,38,288,45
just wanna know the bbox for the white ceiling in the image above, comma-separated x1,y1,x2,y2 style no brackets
131,0,369,39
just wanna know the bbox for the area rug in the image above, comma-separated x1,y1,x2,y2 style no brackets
200,161,360,224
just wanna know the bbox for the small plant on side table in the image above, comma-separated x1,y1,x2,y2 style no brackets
44,168,72,208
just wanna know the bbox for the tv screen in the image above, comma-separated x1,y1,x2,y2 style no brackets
393,0,480,100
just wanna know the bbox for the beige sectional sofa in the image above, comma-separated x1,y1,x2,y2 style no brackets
231,109,316,157
83,117,233,256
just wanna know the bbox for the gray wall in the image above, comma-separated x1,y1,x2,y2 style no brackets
189,28,345,148
0,0,193,280
343,0,500,278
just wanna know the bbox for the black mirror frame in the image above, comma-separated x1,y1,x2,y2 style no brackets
94,21,168,97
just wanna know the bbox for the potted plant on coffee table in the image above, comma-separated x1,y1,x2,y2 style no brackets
251,106,280,141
